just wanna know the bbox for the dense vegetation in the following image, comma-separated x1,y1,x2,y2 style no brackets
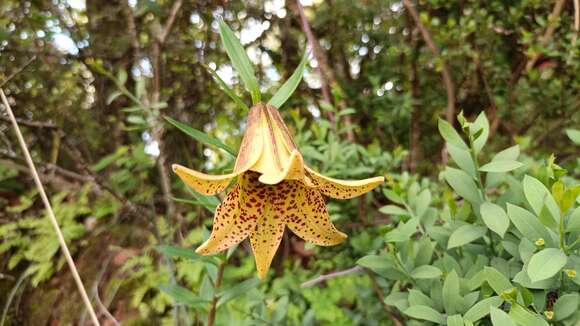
1,0,579,325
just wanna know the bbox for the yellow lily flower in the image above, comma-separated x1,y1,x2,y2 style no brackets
172,103,384,278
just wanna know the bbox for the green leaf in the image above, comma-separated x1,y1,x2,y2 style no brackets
383,189,405,204
523,175,560,225
204,64,249,112
164,116,236,156
384,292,409,311
480,202,510,238
403,305,445,324
490,306,517,326
408,289,436,307
493,145,520,161
566,207,580,232
415,189,432,218
357,254,393,272
448,225,487,249
506,204,552,245
410,265,442,279
385,218,419,242
527,248,567,282
186,187,220,213
106,90,123,105
156,245,198,260
158,284,210,306
484,266,513,294
553,293,579,321
448,144,477,178
565,129,580,145
480,160,523,173
464,296,503,322
447,314,464,326
471,112,489,153
444,167,482,204
268,52,308,108
379,205,409,216
217,277,261,306
156,245,218,264
117,68,127,85
439,119,468,149
508,303,549,326
442,270,462,314
218,19,261,104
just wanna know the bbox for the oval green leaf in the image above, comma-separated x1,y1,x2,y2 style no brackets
527,248,567,283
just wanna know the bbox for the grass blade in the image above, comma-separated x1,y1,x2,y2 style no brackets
203,63,249,112
268,51,308,108
164,116,236,157
218,19,261,104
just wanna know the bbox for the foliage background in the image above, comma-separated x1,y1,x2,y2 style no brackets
0,0,579,325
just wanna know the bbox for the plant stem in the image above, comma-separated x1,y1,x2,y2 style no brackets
1,89,100,325
208,256,227,326
467,132,496,256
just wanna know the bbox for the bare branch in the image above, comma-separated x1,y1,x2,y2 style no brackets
0,56,37,88
526,0,566,71
1,89,101,326
300,266,363,288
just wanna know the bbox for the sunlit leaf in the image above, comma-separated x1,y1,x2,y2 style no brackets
218,19,261,104
268,51,308,108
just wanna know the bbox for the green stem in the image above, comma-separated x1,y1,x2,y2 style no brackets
467,132,497,256
208,254,228,326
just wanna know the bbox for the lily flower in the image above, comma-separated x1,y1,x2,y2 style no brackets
172,103,384,278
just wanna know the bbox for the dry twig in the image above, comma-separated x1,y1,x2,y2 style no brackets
1,89,100,326
300,266,363,288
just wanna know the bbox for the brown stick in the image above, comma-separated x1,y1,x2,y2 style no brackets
1,89,101,326
292,0,338,124
300,266,364,287
0,56,37,88
0,115,57,129
403,0,455,124
148,0,183,221
525,0,566,71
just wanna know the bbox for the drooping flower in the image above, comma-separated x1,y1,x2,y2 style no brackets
173,103,384,278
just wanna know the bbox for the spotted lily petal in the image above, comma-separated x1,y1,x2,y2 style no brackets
249,196,285,278
172,164,237,196
305,166,384,199
196,173,265,254
286,182,347,246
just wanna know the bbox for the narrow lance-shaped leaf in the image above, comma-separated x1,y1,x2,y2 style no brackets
268,51,309,108
165,116,237,156
203,63,249,112
218,19,261,104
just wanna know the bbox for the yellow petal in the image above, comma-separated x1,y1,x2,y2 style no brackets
258,150,305,185
234,104,264,173
172,164,236,195
265,104,298,152
196,172,266,255
249,104,291,180
285,182,347,246
305,166,384,199
248,182,285,279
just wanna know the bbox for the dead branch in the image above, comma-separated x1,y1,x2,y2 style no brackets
300,266,363,288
